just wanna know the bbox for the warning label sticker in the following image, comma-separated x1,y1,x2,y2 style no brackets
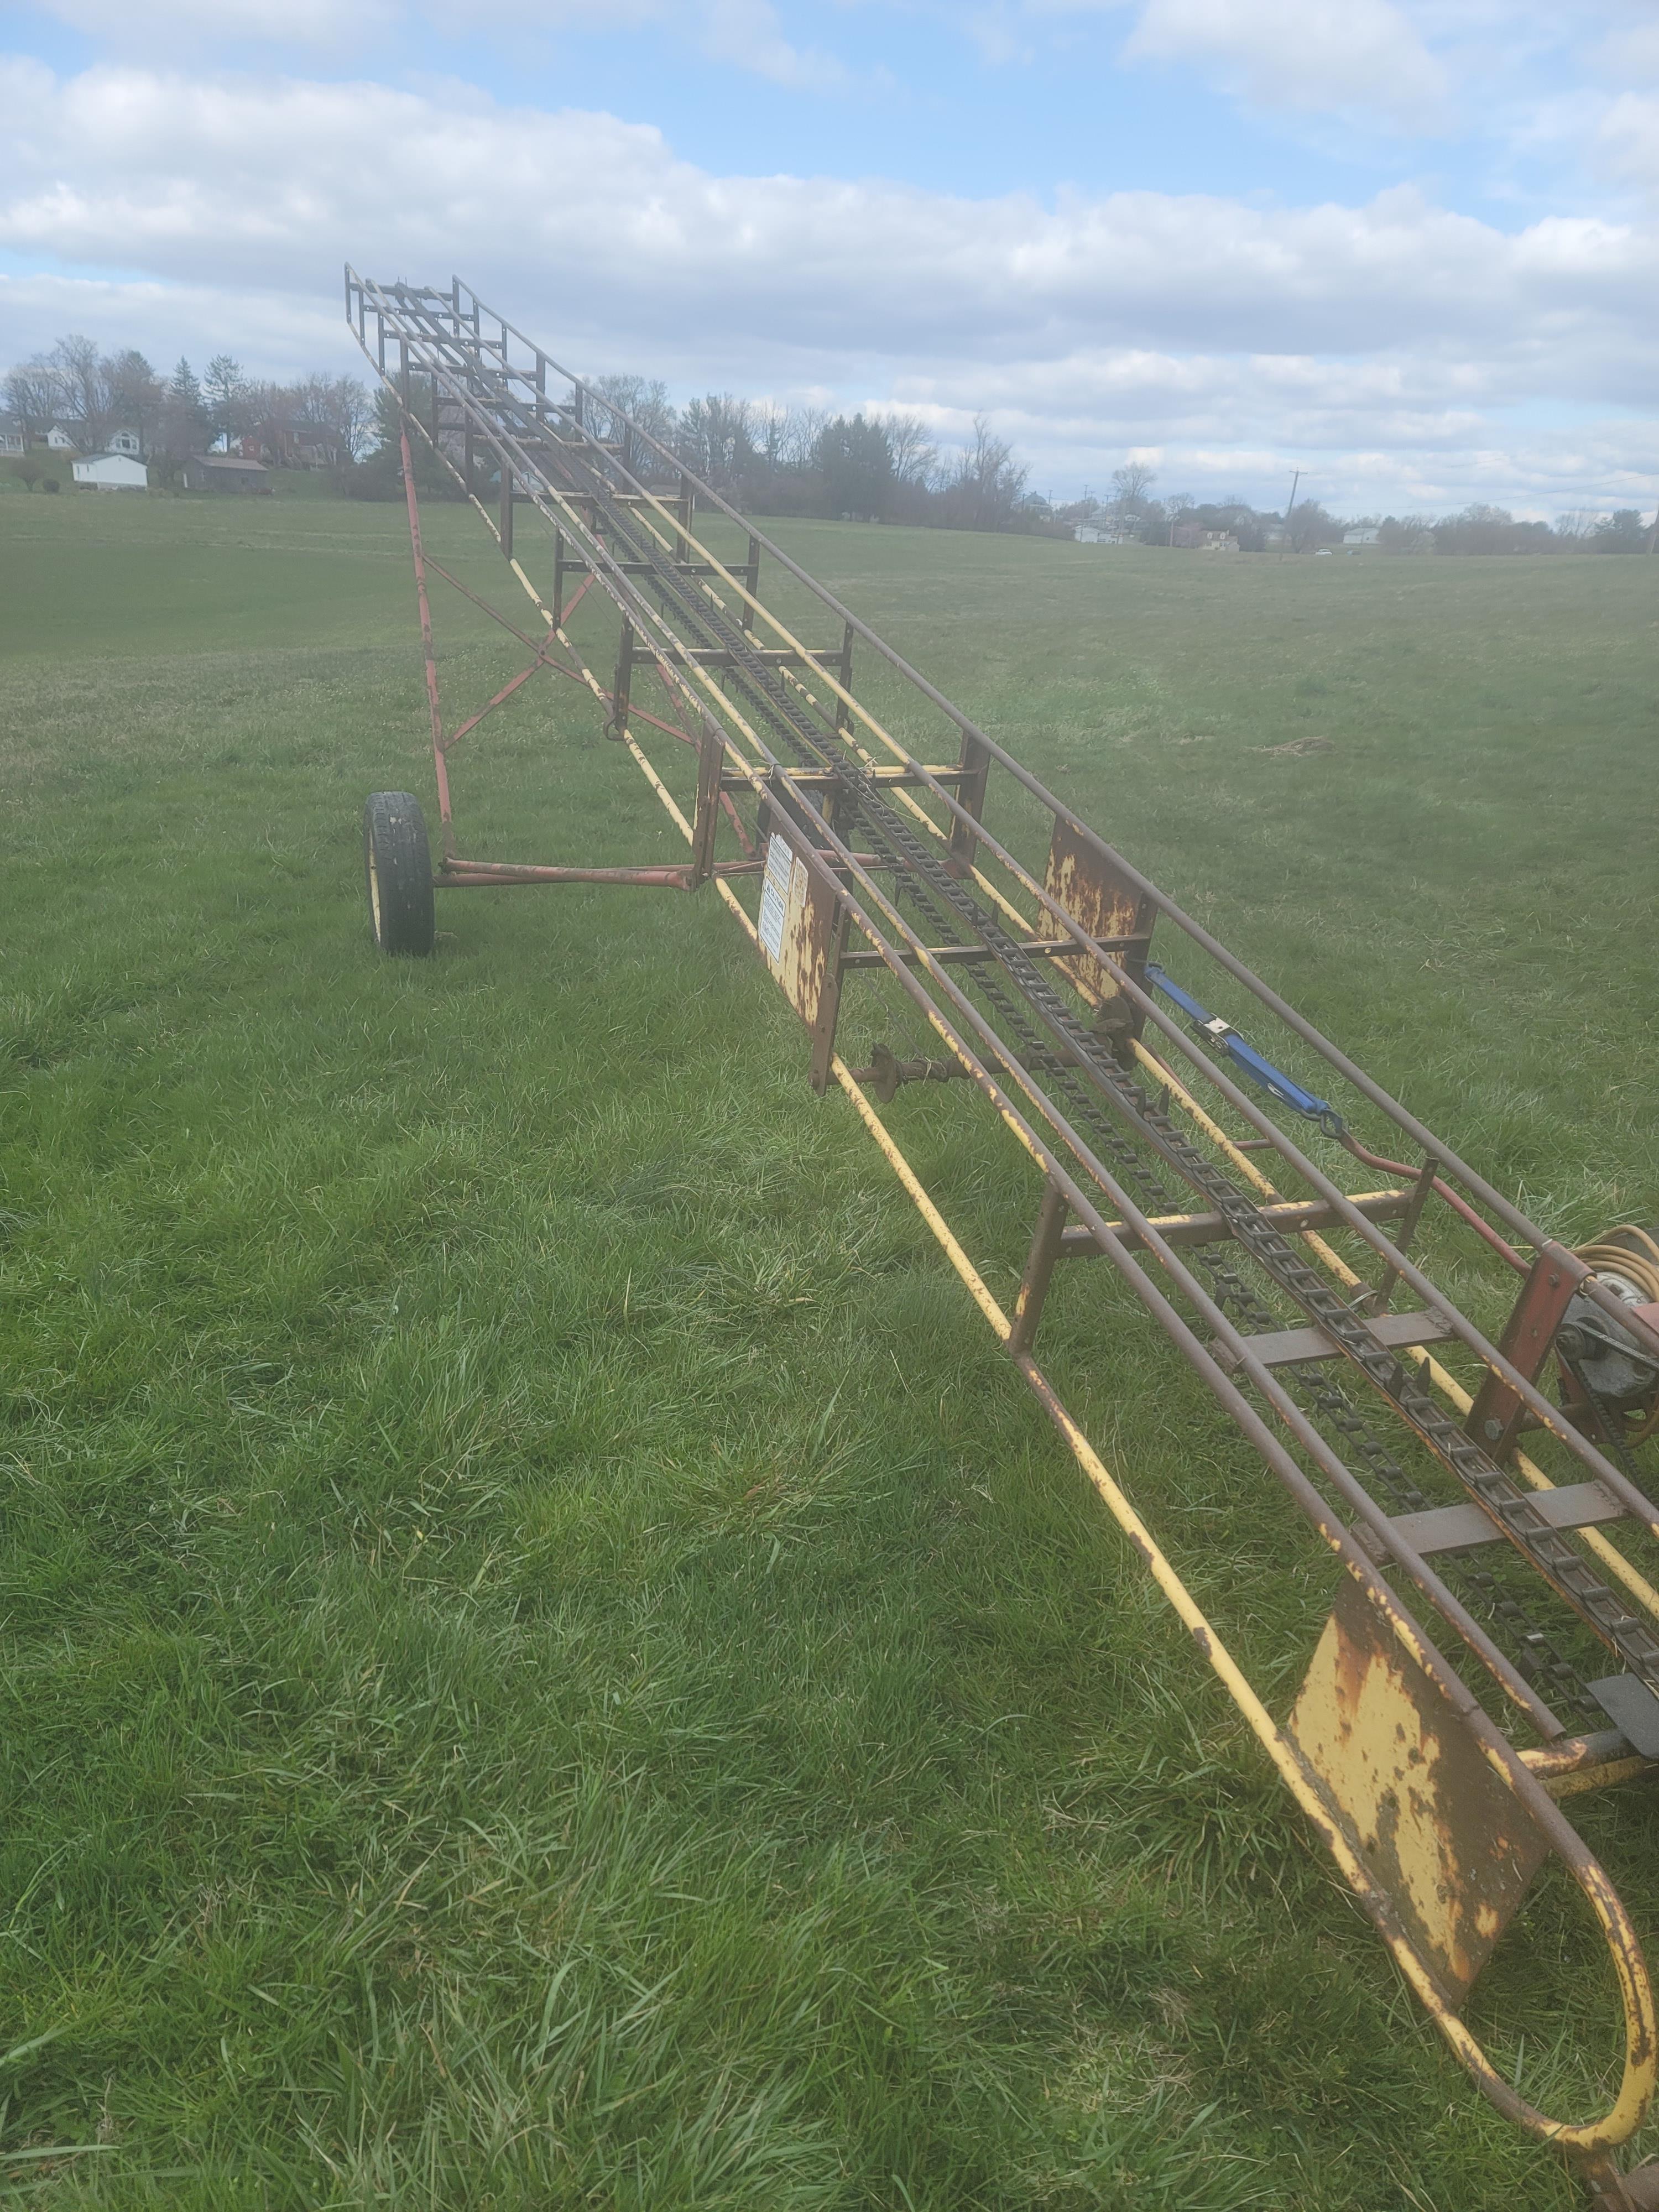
758,832,792,962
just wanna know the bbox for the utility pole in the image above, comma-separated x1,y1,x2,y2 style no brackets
1280,468,1302,562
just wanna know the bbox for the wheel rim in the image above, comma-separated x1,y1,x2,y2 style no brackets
368,839,383,939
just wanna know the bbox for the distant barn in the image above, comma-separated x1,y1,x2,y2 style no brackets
184,453,270,494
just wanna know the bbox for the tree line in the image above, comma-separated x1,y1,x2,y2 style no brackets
4,335,1046,533
10,334,1648,548
345,373,1046,533
2,333,373,481
1069,463,1656,554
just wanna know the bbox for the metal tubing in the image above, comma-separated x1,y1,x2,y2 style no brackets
398,431,453,852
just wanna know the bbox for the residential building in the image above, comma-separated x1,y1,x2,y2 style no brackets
45,424,79,452
1170,524,1238,551
0,414,24,456
72,452,149,491
1343,526,1380,547
108,427,143,457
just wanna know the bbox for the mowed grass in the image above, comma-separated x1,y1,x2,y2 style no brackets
1,487,1656,2210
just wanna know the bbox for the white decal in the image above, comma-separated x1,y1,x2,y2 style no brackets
758,832,792,962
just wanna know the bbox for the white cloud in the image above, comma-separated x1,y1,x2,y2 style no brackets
1598,93,1659,191
22,0,841,84
0,60,1654,513
1601,20,1659,84
1025,0,1449,127
25,0,392,39
1124,0,1446,127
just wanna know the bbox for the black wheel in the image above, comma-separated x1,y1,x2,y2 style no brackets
362,791,435,956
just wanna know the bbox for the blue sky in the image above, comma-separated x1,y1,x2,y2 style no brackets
3,0,1657,514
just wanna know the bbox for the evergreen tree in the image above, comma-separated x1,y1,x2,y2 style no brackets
203,353,248,450
170,357,204,415
811,414,894,520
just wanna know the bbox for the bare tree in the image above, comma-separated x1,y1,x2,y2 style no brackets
3,357,60,442
591,373,677,482
49,334,116,451
316,374,374,463
779,406,827,473
1110,460,1157,508
677,393,755,488
940,416,1028,531
878,410,938,488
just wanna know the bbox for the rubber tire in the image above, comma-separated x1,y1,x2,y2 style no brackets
363,792,435,956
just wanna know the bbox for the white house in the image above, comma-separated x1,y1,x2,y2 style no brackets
1343,525,1380,548
0,414,24,456
108,427,143,457
72,452,149,491
45,424,79,451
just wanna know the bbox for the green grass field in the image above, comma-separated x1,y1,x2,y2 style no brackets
2,488,1656,2209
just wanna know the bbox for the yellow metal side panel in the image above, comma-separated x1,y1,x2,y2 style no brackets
1288,1577,1550,2008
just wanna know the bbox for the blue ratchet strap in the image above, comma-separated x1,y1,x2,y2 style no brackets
1145,964,1347,1138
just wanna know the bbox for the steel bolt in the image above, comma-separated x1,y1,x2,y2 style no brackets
1483,1418,1504,1442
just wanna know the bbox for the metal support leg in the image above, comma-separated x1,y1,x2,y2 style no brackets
743,535,760,634
946,732,993,879
1010,1181,1070,1356
1370,1152,1440,1314
607,619,634,741
835,621,855,735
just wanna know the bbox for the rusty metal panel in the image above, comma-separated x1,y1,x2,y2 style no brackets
1037,819,1154,1000
1288,1575,1550,2008
757,831,845,1086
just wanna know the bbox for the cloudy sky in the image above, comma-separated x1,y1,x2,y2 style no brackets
3,0,1657,514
